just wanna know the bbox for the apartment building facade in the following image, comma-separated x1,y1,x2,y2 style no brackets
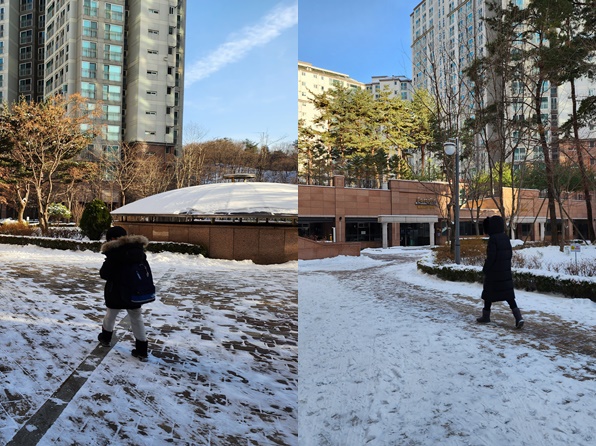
366,75,413,101
0,0,185,158
411,0,595,167
298,61,364,131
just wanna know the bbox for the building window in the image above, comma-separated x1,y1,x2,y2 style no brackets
148,29,159,37
82,40,97,58
146,111,156,115
149,8,159,14
147,90,157,96
19,62,32,76
19,46,32,60
104,44,122,61
103,64,121,81
105,3,123,21
147,49,158,55
104,23,123,41
102,104,120,121
81,81,96,98
145,130,156,136
20,30,33,45
102,84,121,101
20,0,33,12
20,13,33,28
19,78,32,93
147,70,158,79
83,20,98,38
103,125,120,141
83,0,98,16
82,61,96,78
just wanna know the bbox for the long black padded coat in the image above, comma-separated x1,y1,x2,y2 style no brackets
481,215,516,303
99,235,150,309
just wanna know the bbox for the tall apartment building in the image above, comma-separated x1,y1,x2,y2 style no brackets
0,0,185,158
366,75,413,101
298,61,364,132
411,0,595,167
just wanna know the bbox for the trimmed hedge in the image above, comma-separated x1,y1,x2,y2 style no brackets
0,234,207,257
417,260,596,302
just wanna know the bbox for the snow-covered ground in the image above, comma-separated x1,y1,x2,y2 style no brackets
0,244,297,445
299,246,596,446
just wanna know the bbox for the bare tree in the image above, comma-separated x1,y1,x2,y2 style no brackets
0,94,100,234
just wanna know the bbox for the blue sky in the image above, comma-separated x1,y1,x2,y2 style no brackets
183,1,298,146
298,0,420,84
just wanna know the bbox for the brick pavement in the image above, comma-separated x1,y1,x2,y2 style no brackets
0,254,297,445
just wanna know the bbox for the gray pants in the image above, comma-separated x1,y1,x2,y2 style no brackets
102,308,147,342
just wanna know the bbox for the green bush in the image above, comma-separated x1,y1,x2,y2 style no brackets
79,199,112,240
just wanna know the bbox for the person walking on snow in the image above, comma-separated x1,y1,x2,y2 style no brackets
98,226,151,361
477,215,524,329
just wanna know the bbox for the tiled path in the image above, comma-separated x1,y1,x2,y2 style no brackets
0,254,297,445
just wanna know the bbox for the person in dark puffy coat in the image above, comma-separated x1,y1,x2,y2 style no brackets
477,215,524,328
98,226,151,361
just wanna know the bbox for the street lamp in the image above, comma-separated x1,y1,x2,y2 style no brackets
444,139,461,264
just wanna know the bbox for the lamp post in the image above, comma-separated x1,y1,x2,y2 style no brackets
444,139,461,264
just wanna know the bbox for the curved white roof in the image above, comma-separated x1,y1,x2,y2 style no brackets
111,182,297,216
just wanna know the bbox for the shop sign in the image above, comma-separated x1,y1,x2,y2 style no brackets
415,197,438,206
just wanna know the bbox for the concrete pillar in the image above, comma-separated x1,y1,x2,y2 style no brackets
429,221,435,246
539,222,545,241
391,223,399,247
335,215,344,243
382,222,388,249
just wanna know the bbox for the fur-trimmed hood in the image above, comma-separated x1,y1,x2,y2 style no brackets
101,235,150,254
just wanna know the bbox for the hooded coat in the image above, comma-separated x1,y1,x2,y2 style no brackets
100,234,151,309
481,215,515,302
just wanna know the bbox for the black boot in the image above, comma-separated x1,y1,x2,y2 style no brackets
512,308,524,329
476,309,491,323
98,328,113,347
132,339,149,362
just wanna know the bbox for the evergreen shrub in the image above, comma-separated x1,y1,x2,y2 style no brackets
79,199,112,240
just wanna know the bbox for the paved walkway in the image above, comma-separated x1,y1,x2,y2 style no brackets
0,253,297,445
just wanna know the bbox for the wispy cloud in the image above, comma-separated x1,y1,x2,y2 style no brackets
185,2,298,86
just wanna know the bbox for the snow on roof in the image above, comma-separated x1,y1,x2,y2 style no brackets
111,182,297,216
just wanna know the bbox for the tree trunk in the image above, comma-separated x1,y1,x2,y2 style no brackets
570,78,595,241
535,81,559,246
15,184,29,223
